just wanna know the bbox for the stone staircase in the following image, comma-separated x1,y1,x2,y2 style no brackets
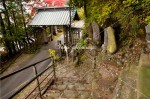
43,50,104,99
43,77,91,99
43,52,97,99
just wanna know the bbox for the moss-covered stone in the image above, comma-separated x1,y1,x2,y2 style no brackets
107,27,117,54
138,67,150,99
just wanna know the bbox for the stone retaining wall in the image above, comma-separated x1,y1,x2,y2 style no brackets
145,26,150,52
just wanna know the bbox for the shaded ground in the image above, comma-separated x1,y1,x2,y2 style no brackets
0,34,64,99
0,32,64,77
1,54,34,77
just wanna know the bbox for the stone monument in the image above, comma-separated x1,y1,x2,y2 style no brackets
101,28,108,52
87,23,93,39
92,22,101,46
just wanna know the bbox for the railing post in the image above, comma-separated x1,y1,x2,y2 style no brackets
93,57,96,69
52,59,56,80
92,48,97,70
33,65,42,99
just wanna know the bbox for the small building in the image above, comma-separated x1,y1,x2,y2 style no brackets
28,7,81,46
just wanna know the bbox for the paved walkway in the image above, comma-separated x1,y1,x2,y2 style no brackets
0,34,64,99
138,53,150,99
139,53,150,67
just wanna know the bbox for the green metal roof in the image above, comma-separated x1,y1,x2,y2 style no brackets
28,7,79,26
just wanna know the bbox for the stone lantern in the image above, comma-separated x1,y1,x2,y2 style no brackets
145,26,150,53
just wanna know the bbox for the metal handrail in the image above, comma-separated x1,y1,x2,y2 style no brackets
33,75,55,99
0,56,57,99
24,68,54,99
0,57,51,80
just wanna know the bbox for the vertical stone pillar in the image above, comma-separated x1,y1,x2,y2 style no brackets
43,27,48,44
54,26,58,34
92,22,101,46
49,26,53,41
145,26,150,52
87,23,93,39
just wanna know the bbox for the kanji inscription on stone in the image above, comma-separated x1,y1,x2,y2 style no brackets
92,22,100,45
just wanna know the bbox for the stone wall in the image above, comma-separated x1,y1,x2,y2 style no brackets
145,26,150,52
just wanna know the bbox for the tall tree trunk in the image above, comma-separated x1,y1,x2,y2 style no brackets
0,13,13,55
20,2,27,35
19,1,31,51
83,0,87,17
12,10,20,51
2,0,16,55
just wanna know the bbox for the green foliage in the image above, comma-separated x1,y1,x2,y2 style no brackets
0,0,31,55
122,37,133,46
71,0,83,7
98,4,112,24
77,8,85,20
123,0,139,7
145,16,150,25
141,0,150,8
132,16,139,37
80,55,86,61
77,39,87,48
48,49,59,60
86,6,101,23
84,0,150,46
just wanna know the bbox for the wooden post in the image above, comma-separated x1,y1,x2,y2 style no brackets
33,66,42,99
93,49,96,70
52,59,56,80
69,7,72,46
49,26,51,41
63,26,68,45
91,46,97,70
57,40,62,57
64,44,69,62
50,26,53,41
149,53,150,61
94,57,96,69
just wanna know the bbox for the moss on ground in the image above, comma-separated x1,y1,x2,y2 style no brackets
138,67,150,99
53,32,63,39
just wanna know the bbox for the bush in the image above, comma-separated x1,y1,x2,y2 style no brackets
145,16,150,25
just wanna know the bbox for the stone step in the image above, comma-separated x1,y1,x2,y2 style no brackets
80,91,91,99
56,77,89,84
51,85,67,91
43,90,61,99
44,90,92,99
43,75,91,98
61,90,80,98
62,90,91,99
49,83,90,91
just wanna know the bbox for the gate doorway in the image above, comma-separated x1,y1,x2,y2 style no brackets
71,28,81,46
